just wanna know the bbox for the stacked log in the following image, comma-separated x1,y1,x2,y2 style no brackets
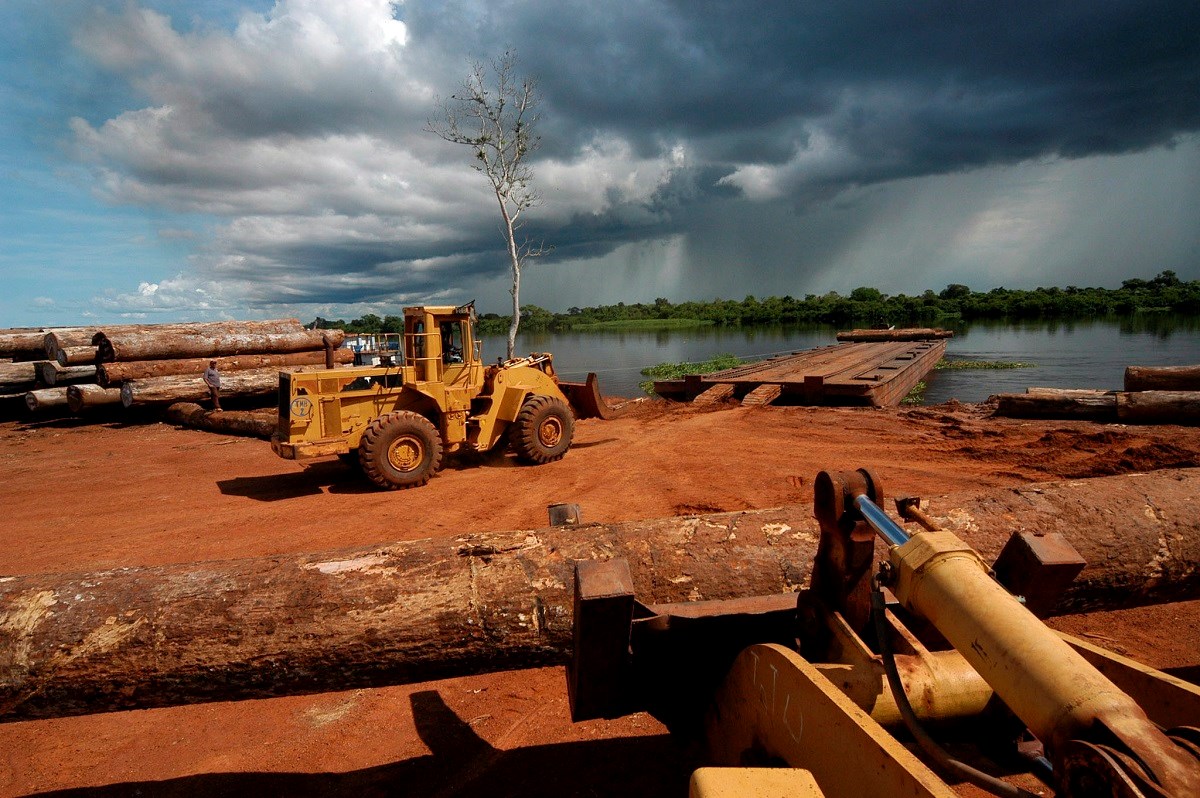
24,388,70,412
92,319,326,362
36,362,97,387
0,362,39,393
0,328,53,362
7,319,350,420
1117,391,1200,424
1,469,1198,722
992,388,1119,421
98,349,351,387
55,346,100,366
91,320,344,411
165,402,276,439
66,385,123,413
121,367,282,408
993,366,1200,425
1125,365,1200,392
44,321,307,366
43,328,102,366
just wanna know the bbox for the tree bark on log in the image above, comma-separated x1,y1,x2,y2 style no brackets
36,362,97,387
23,387,70,412
88,319,303,348
95,328,340,363
2,468,1199,722
0,330,50,361
45,323,300,362
42,329,102,360
98,349,352,387
991,390,1118,420
1024,387,1117,398
165,402,276,439
56,346,98,367
66,385,124,413
120,368,281,407
1125,365,1200,392
0,362,38,393
1117,391,1200,425
46,327,180,363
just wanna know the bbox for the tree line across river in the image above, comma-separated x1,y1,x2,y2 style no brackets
309,271,1200,335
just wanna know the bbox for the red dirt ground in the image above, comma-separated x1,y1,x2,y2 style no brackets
2,400,1198,796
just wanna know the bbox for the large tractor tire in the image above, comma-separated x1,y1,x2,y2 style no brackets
511,395,574,464
359,411,443,490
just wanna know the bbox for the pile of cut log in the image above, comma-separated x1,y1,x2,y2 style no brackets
1,320,350,419
992,365,1200,424
1,327,102,413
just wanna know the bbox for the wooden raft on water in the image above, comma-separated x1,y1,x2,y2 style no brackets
654,334,950,407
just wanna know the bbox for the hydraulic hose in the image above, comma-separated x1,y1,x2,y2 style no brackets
870,586,1040,798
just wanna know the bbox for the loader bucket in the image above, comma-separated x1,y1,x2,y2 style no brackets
560,373,627,420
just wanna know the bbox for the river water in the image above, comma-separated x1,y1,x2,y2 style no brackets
482,315,1200,403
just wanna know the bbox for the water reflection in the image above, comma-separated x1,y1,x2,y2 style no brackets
482,315,1200,404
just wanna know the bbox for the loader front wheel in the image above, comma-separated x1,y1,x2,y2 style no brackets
359,411,443,489
512,395,574,464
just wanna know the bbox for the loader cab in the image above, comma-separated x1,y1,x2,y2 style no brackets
402,304,482,389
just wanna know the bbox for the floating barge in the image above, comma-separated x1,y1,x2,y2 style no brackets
654,333,950,408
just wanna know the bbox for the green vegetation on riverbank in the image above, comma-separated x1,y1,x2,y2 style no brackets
638,353,744,393
309,271,1198,335
905,358,1036,404
935,359,1035,370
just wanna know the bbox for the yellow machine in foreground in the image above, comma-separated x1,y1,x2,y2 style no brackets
569,469,1200,797
272,303,619,489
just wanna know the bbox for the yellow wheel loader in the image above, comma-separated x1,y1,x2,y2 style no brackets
271,303,621,489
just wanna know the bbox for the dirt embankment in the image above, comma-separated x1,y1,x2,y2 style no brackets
2,400,1199,796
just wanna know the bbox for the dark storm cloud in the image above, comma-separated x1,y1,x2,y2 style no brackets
408,1,1200,172
70,0,1200,317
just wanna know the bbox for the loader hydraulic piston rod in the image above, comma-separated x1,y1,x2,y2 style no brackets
822,470,1200,796
852,494,909,547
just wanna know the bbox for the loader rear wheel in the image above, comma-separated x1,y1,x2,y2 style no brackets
359,411,443,490
512,395,574,464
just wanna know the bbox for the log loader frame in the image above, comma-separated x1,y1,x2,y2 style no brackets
272,303,619,489
569,470,1200,797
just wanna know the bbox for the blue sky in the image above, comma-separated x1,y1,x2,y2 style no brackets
2,1,1198,327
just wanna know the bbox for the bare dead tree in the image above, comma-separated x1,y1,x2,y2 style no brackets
428,51,547,359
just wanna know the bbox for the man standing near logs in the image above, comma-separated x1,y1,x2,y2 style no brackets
202,360,222,411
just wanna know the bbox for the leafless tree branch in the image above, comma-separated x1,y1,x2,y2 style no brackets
428,51,546,359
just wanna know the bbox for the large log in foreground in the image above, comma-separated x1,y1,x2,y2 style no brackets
1125,364,1200,392
2,469,1199,722
165,402,276,439
98,348,352,387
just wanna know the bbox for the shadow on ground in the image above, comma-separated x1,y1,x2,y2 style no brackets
217,460,374,501
30,691,696,798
